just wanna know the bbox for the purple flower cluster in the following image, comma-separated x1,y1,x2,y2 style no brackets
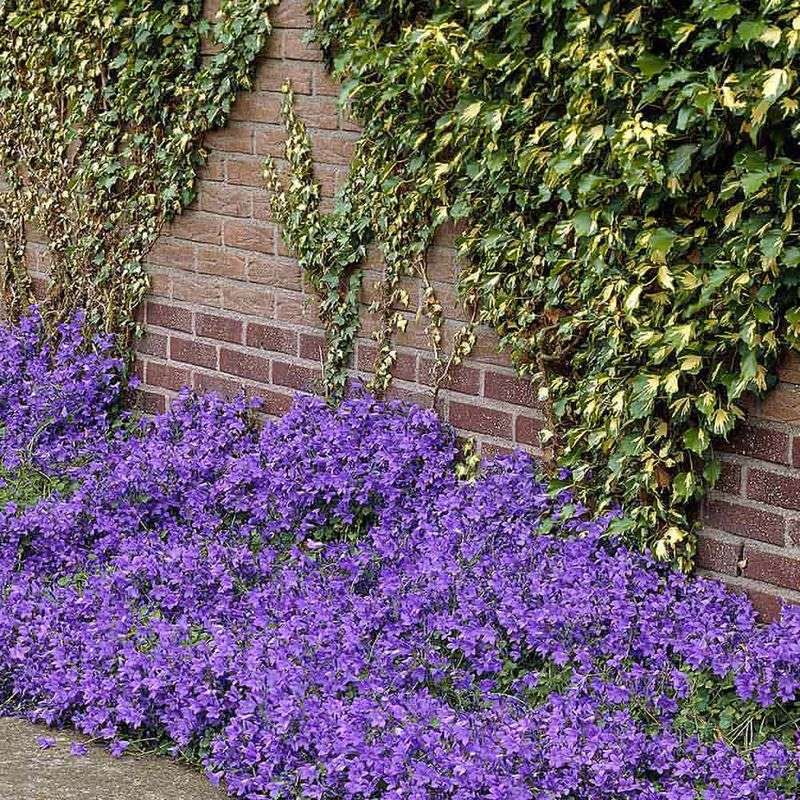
0,315,798,799
0,308,122,474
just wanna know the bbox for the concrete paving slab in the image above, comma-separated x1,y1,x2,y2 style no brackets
0,717,226,800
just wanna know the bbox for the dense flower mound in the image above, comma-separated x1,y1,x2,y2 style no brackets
0,309,122,475
0,314,799,799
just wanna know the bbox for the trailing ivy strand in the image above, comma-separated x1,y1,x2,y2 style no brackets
264,84,473,403
0,0,277,343
304,0,800,567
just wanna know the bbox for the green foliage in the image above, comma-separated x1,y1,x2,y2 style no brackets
0,464,71,511
265,84,477,401
263,86,370,400
0,0,276,342
674,670,800,757
306,0,800,567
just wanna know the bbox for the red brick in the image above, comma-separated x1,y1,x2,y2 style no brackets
261,28,285,59
719,424,789,465
274,290,316,324
743,589,786,623
247,255,303,290
170,337,218,370
716,460,742,494
196,245,246,278
308,133,358,165
222,284,274,317
299,332,326,362
172,275,223,307
246,322,298,355
481,443,514,460
200,36,222,56
200,183,253,217
146,362,190,392
269,0,309,27
148,239,195,270
779,352,800,384
703,499,785,545
317,164,344,197
225,156,265,187
254,388,295,417
255,60,313,94
198,153,225,182
254,126,288,158
758,384,800,423
135,389,166,415
515,415,544,447
219,348,270,381
272,360,321,391
136,332,168,359
223,220,275,254
145,301,192,332
418,357,477,394
31,275,48,299
696,533,741,576
448,402,513,439
385,385,432,408
282,29,323,61
468,328,512,366
148,271,171,298
747,469,800,511
360,344,417,383
312,67,341,97
191,371,244,398
163,211,222,245
229,92,282,124
483,370,538,407
786,518,800,548
293,96,340,131
793,437,800,468
339,109,360,132
253,195,274,222
196,313,243,344
204,124,252,154
743,546,800,591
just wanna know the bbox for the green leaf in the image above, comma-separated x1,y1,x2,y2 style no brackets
635,53,669,78
763,68,791,102
703,2,741,22
737,20,765,44
629,374,660,419
667,144,698,177
683,427,710,455
648,228,677,258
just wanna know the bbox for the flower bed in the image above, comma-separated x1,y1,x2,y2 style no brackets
0,311,798,799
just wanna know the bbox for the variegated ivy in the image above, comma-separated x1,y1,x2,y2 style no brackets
305,0,800,568
264,85,476,402
0,0,277,343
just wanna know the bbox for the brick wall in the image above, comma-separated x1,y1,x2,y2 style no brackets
697,358,800,619
20,0,800,619
133,0,547,462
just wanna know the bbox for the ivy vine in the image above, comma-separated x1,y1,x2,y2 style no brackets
0,0,277,344
268,0,800,568
264,84,476,401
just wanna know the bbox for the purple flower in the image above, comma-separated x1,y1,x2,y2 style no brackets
70,741,88,757
0,312,796,799
109,740,129,758
35,736,55,750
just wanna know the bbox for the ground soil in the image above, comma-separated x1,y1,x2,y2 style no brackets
0,717,226,800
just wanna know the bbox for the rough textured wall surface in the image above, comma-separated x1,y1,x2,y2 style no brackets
131,0,548,461
20,0,800,619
